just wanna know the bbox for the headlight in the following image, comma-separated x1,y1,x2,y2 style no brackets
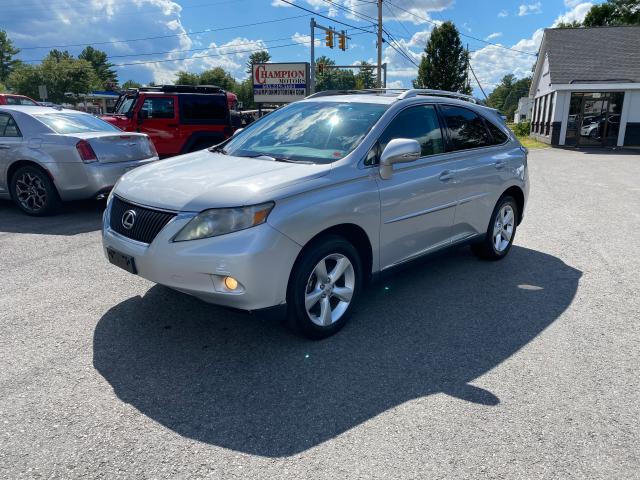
173,202,275,242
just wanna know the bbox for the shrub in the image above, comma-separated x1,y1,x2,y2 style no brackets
512,121,531,137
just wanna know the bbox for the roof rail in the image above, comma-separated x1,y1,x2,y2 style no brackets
306,88,407,99
397,89,478,103
134,84,225,94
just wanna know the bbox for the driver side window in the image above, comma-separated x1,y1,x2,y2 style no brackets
367,105,444,165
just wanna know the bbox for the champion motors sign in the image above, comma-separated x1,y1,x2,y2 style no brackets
252,62,309,104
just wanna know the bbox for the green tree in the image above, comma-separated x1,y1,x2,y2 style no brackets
121,79,142,89
0,81,6,92
355,61,375,89
175,71,200,85
175,68,237,90
585,0,640,25
79,46,117,88
246,50,271,76
413,21,471,94
8,51,97,103
486,74,531,121
315,56,337,91
0,30,21,83
199,67,237,90
236,77,255,109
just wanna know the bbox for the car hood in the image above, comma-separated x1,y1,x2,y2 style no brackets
113,150,332,212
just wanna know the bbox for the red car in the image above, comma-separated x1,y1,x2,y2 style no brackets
0,94,39,106
102,85,238,158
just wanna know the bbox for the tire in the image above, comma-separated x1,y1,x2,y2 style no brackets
10,165,61,216
471,195,518,261
286,235,363,339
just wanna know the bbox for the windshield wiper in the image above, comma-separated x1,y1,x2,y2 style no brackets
240,153,313,164
209,145,227,154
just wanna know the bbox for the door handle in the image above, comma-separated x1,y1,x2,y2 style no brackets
167,123,179,127
0,144,10,149
494,159,506,169
439,170,454,182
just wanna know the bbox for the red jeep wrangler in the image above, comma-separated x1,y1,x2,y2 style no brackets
102,85,238,157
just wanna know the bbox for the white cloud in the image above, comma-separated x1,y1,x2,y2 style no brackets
498,9,509,17
518,2,543,16
485,32,503,41
553,2,594,25
291,32,321,48
470,29,543,90
343,0,452,25
5,0,271,84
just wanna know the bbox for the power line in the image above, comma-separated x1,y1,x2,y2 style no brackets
385,1,538,56
278,0,377,35
16,13,313,50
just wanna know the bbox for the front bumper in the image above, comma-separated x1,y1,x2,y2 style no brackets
102,202,302,311
50,156,159,201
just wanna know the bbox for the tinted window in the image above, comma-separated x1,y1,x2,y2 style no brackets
378,105,444,160
35,113,120,134
0,114,21,137
440,105,492,151
486,120,508,144
181,95,227,121
141,97,174,119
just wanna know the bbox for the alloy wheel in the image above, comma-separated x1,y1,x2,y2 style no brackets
304,253,355,327
493,204,515,252
15,172,47,213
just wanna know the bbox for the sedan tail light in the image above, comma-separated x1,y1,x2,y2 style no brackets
76,140,97,163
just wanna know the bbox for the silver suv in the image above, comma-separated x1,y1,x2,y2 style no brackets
102,89,529,338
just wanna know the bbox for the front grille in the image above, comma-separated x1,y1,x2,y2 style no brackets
110,196,176,244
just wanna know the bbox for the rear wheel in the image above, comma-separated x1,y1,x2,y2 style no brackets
10,165,61,216
471,196,518,260
287,235,362,339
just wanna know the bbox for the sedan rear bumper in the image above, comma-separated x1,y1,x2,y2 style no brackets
49,156,159,201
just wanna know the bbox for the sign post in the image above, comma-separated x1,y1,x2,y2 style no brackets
252,62,309,105
38,85,48,102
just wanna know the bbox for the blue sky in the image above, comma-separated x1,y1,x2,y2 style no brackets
4,0,599,95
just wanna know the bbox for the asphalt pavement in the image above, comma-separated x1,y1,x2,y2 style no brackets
1,148,639,479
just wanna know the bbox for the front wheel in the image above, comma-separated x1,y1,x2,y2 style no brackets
287,235,362,339
471,196,518,260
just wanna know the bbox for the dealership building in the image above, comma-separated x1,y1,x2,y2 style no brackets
529,26,640,148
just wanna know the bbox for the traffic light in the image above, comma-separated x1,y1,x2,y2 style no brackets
318,63,325,74
338,31,346,51
325,29,334,48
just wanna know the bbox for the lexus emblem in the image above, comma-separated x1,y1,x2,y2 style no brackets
121,210,137,230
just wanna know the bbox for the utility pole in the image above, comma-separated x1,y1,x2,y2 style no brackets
377,0,383,87
310,18,316,94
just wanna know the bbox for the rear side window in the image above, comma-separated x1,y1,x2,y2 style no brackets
141,97,175,119
440,105,492,151
486,120,509,144
378,105,444,159
0,114,21,137
180,95,228,124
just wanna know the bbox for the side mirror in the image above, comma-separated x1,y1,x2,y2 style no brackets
379,138,421,180
232,128,244,137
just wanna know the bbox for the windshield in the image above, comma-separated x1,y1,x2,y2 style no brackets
36,113,121,134
223,101,388,163
115,96,136,114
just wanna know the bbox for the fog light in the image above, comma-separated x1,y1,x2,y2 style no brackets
224,276,239,291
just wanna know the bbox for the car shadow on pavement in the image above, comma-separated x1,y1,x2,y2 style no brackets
93,245,581,457
0,199,104,235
